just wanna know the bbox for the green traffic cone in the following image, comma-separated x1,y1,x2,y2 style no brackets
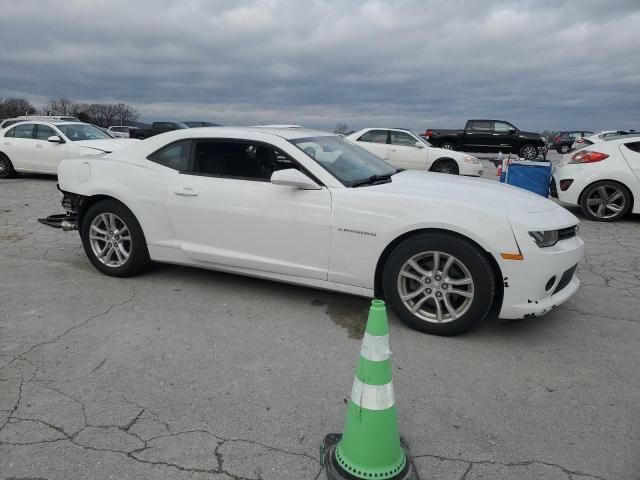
322,299,415,480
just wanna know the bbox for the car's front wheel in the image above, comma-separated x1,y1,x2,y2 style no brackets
0,153,17,179
81,199,150,277
430,158,459,175
441,142,456,151
382,232,495,336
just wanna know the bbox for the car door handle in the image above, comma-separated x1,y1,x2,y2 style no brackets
35,144,43,148
174,187,199,196
3,142,10,145
389,148,397,152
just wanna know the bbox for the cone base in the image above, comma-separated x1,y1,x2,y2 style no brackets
321,434,418,480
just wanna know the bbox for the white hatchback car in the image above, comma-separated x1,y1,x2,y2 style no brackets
0,121,138,178
346,128,483,176
54,127,583,336
553,136,640,221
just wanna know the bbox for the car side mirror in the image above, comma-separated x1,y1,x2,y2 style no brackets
415,141,425,149
270,169,321,190
47,135,63,143
508,129,516,135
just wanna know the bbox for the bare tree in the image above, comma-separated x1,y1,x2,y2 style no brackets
48,98,73,116
334,122,350,135
0,98,36,118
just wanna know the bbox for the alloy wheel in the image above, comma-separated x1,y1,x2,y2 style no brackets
521,145,538,159
586,185,626,220
89,213,132,267
397,251,475,323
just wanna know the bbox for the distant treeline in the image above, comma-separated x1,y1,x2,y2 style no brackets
0,97,139,127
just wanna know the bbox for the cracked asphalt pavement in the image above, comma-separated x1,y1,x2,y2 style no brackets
1,166,639,479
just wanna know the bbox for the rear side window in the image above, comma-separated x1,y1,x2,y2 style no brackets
358,130,388,144
4,127,15,137
35,125,56,140
469,121,490,131
190,140,298,181
624,142,640,153
13,124,35,139
148,140,192,171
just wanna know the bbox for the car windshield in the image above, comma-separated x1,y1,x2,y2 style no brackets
57,123,112,141
290,135,398,187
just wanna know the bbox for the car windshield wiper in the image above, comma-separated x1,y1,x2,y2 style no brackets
351,174,393,187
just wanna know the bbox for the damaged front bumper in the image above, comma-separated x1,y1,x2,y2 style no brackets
38,184,82,230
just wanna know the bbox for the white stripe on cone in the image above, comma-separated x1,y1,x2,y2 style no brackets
360,333,392,362
351,377,395,410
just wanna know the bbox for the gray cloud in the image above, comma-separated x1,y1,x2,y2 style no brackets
1,0,639,132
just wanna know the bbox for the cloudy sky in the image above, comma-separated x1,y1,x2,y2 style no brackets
1,0,639,132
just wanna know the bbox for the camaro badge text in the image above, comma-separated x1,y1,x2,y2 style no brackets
338,228,377,237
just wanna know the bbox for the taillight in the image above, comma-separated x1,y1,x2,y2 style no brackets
425,129,433,137
570,150,609,163
575,138,585,144
554,135,561,143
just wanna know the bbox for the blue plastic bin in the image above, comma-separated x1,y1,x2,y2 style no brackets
501,161,552,197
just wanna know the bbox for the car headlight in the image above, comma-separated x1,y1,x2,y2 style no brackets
462,156,480,165
528,230,559,247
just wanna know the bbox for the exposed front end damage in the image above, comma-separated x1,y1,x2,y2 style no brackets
37,185,85,230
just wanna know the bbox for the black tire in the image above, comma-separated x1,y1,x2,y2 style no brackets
0,153,17,179
558,145,570,154
80,199,150,277
579,181,632,222
382,232,495,336
430,158,459,175
441,142,456,151
519,143,538,160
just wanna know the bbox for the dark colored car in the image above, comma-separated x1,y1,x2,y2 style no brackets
183,121,221,128
130,121,189,139
424,119,546,160
551,131,593,154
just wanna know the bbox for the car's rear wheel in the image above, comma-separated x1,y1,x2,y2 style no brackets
441,142,456,151
580,181,631,222
559,145,570,154
520,144,538,160
382,232,495,336
0,153,17,179
430,158,459,175
81,199,150,277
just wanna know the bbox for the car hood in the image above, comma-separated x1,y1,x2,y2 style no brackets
517,131,545,142
369,170,559,214
74,139,139,153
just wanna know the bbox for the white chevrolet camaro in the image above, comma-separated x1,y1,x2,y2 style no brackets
345,128,484,176
55,127,583,335
0,121,138,178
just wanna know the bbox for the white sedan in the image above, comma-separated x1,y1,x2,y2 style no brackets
55,127,583,336
345,128,483,176
552,135,640,221
0,121,138,178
